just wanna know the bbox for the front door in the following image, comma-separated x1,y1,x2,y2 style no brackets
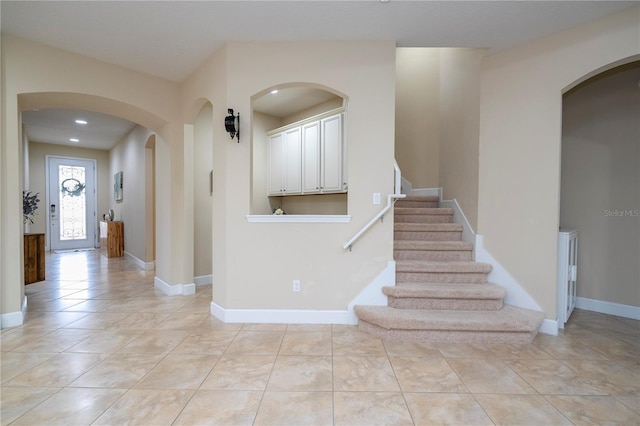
47,156,97,251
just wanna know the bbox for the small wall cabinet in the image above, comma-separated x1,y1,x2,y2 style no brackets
24,233,45,284
557,229,578,328
100,221,124,258
268,110,346,196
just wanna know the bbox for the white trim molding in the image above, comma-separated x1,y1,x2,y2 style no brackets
439,198,475,246
210,302,351,324
1,296,27,328
194,275,212,287
125,251,155,271
347,260,396,323
409,187,442,198
576,297,640,320
154,276,195,296
246,215,351,223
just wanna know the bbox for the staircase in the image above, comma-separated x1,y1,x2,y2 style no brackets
354,195,544,344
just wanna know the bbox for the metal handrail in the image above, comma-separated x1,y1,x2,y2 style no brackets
343,160,406,250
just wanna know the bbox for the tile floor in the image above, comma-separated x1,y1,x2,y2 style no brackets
1,250,639,425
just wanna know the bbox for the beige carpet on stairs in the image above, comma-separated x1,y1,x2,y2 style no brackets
354,195,544,344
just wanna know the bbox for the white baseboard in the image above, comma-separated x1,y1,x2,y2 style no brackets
346,260,396,324
194,275,212,287
576,297,640,320
439,198,475,246
154,276,195,296
210,302,351,324
1,296,27,328
539,319,559,336
125,252,155,271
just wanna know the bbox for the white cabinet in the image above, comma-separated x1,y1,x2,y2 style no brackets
269,128,301,195
557,230,578,328
269,110,345,196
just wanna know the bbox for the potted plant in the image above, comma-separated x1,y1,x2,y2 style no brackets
23,190,40,225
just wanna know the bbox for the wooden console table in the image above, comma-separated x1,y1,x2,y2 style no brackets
100,221,124,257
24,233,45,284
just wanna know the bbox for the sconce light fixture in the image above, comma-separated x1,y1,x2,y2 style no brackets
225,108,240,142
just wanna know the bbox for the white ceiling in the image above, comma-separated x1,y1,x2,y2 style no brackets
3,0,637,150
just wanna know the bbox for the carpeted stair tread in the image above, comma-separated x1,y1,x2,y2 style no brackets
394,223,463,232
354,305,544,333
395,207,454,216
396,260,492,274
394,241,473,251
383,283,506,299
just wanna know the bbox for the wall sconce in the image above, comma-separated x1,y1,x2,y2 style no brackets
225,108,240,142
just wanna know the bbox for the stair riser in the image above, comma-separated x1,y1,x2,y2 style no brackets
395,201,439,208
394,250,472,261
394,231,462,241
387,297,503,311
396,272,488,284
395,215,453,224
358,321,538,344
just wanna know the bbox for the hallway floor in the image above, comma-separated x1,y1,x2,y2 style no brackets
1,250,639,425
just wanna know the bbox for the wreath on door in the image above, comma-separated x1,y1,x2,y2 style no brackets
61,178,86,197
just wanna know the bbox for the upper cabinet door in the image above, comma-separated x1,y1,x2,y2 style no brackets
283,127,302,194
302,121,321,194
268,133,285,195
321,114,343,192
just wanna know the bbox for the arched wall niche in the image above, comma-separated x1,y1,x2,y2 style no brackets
562,54,640,94
250,83,349,215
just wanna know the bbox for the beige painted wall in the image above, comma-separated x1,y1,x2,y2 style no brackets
193,103,213,277
183,41,396,311
395,48,440,188
1,35,182,319
110,125,155,262
478,7,640,318
438,48,485,231
27,142,111,244
561,62,640,307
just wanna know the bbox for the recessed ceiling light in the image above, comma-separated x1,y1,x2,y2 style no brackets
75,119,88,125
69,138,80,142
270,89,279,94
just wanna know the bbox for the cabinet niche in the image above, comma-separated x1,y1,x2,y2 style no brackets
266,108,347,214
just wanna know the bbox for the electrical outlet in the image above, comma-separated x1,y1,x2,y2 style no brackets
292,280,301,292
373,193,381,205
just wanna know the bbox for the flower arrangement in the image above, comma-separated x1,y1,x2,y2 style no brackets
273,207,286,215
23,191,40,224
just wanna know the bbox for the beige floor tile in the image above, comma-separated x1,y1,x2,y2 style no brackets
487,342,554,359
332,330,387,356
135,354,218,389
200,355,276,390
10,387,126,426
17,311,90,330
116,330,190,354
225,330,284,355
173,390,262,425
404,393,493,426
243,323,288,331
333,391,413,426
71,353,165,388
287,324,333,332
435,342,495,358
0,352,57,383
279,331,332,355
62,312,131,329
171,330,238,355
110,312,171,330
383,340,441,357
26,298,85,312
506,359,611,395
476,394,573,425
253,391,333,426
533,333,609,360
616,396,640,414
8,328,93,353
267,355,333,391
0,387,60,426
0,328,51,352
152,312,210,330
390,356,468,393
333,356,400,391
92,388,194,425
61,299,116,312
562,359,640,396
547,395,640,425
4,352,108,387
447,357,536,394
65,329,141,353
